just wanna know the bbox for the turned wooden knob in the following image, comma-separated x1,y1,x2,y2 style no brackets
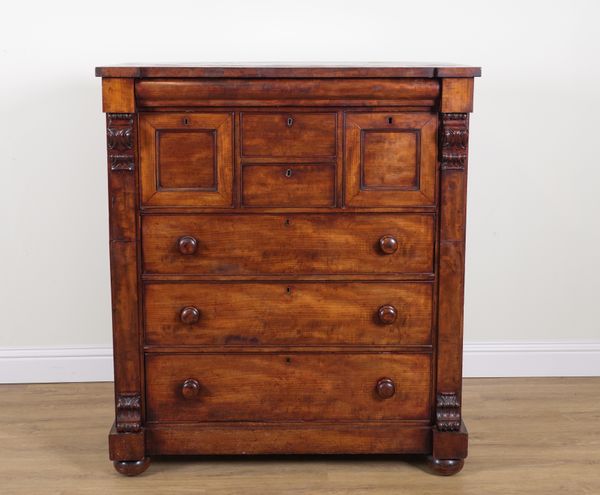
177,236,198,255
181,379,200,399
377,305,398,324
379,235,398,254
376,378,395,399
180,306,200,324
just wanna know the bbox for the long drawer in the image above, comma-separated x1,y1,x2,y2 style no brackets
145,352,432,423
141,213,435,276
144,281,433,346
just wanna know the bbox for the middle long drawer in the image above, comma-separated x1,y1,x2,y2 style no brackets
142,213,435,276
144,281,433,346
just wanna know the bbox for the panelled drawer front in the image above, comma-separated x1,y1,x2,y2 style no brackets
345,112,437,207
241,112,337,158
241,164,336,207
142,214,434,275
144,282,433,346
145,353,431,422
139,112,234,207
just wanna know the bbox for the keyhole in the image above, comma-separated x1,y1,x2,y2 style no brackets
285,168,292,178
387,116,393,125
183,117,190,125
284,218,291,226
286,286,292,294
285,357,292,364
287,116,294,127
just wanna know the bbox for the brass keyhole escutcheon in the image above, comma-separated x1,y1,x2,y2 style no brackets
287,116,294,127
285,168,293,178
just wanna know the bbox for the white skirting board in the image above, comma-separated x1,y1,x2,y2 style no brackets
1,341,599,383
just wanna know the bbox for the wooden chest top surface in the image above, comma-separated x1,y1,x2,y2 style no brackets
96,62,481,78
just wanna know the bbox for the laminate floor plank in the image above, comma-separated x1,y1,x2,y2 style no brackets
0,378,598,494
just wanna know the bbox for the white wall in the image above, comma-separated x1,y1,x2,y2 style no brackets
1,1,599,373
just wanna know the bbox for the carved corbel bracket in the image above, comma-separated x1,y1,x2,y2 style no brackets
440,113,468,170
116,393,141,433
107,113,135,171
436,392,461,431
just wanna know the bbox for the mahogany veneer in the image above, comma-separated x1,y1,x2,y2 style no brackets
97,63,479,476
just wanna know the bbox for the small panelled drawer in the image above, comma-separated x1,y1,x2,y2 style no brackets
241,164,336,207
141,213,434,276
144,282,433,346
145,353,432,422
240,112,337,159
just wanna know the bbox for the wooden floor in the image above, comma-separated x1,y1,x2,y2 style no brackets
0,378,599,494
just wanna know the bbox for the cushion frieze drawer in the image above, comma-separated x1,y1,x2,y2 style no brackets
135,78,440,107
144,281,433,346
145,352,432,423
141,213,435,276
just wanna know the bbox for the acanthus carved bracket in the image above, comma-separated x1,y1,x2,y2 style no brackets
107,113,135,171
440,113,469,171
436,392,461,431
116,393,141,433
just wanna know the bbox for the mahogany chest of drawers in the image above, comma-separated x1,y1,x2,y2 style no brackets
96,63,480,476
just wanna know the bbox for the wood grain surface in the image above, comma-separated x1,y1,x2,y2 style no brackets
144,352,431,423
141,213,435,276
345,112,437,207
134,78,441,107
241,112,337,158
138,112,234,207
143,281,433,346
241,164,336,208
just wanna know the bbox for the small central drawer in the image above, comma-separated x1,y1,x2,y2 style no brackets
241,164,335,207
145,353,432,423
241,112,337,158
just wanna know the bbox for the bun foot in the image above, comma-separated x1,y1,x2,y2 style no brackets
426,456,464,476
113,457,151,476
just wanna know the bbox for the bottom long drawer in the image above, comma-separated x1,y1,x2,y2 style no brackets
145,352,432,423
